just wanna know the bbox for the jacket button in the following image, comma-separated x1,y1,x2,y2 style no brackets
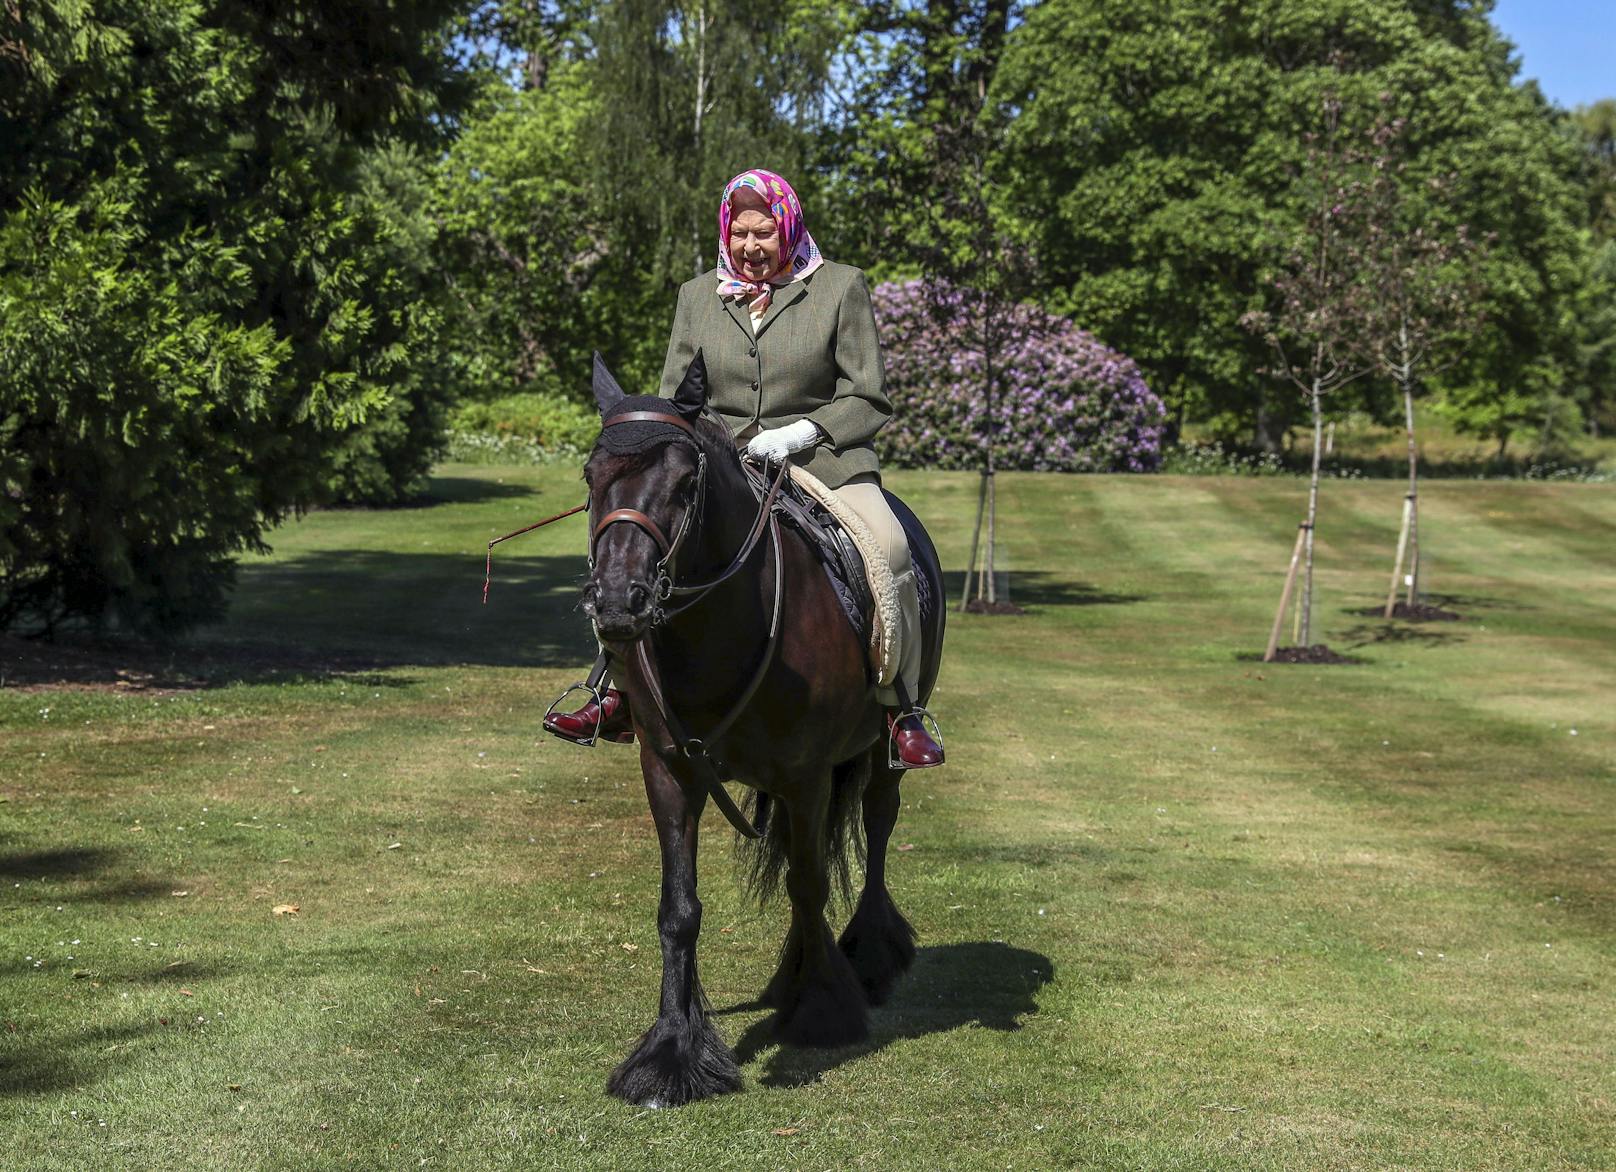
748,347,757,358
751,380,759,392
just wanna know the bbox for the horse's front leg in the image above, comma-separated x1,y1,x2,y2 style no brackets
606,749,741,1107
768,780,870,1047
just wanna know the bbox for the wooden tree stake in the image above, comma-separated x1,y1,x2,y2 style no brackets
1384,494,1413,619
1264,523,1309,663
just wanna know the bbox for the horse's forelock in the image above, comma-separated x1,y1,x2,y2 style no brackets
591,399,736,473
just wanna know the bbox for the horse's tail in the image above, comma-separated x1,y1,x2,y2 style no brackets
737,755,869,909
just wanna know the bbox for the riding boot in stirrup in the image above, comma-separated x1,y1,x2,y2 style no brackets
544,687,635,746
887,710,945,770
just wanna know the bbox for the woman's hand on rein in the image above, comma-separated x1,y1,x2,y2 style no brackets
745,419,822,463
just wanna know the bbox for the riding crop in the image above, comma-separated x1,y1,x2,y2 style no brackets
482,502,587,604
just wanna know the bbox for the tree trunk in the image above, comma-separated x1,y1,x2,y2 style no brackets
1401,365,1421,608
984,465,997,604
980,310,998,605
1254,392,1286,454
960,471,986,613
691,1,709,278
1300,383,1324,646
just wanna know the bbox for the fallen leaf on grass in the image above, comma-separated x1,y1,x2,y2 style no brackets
896,843,916,852
178,988,193,997
620,942,638,952
171,890,189,897
773,1127,800,1136
272,904,300,916
228,1084,241,1092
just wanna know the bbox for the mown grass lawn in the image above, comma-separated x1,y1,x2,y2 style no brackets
3,463,1613,1170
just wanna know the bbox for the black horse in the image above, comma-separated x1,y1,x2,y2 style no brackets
579,352,946,1107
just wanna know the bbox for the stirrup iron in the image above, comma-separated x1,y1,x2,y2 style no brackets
888,705,945,771
544,680,606,748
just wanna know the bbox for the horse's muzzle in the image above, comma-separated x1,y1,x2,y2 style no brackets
585,578,656,642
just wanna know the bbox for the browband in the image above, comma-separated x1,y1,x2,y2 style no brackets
602,409,698,437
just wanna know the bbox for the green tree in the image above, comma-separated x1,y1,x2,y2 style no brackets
434,2,847,399
1570,101,1616,437
1244,95,1376,657
0,0,466,634
1571,100,1616,243
994,0,1588,452
435,61,611,401
814,3,1030,610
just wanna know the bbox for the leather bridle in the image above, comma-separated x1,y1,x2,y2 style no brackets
589,409,791,838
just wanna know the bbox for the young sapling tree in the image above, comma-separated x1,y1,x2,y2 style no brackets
1245,96,1376,659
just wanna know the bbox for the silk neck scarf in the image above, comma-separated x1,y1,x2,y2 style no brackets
715,169,824,315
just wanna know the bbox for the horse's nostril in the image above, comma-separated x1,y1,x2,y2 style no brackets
627,583,650,614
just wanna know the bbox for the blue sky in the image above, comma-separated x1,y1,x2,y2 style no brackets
1491,0,1615,109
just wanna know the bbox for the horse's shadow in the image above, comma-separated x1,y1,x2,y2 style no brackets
719,940,1054,1089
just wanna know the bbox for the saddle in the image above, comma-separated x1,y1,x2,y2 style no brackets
742,462,880,678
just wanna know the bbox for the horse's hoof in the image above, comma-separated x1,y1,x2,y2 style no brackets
771,958,869,1048
838,889,917,1006
606,1014,742,1106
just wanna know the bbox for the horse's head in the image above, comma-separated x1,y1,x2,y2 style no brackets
581,351,731,643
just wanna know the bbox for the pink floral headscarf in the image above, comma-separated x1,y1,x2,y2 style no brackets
716,169,824,314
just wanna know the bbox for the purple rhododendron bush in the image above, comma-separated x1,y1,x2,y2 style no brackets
870,280,1165,472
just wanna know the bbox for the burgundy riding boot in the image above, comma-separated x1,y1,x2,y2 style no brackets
888,711,944,769
544,688,635,745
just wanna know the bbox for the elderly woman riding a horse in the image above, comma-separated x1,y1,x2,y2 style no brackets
546,168,944,769
544,169,948,1107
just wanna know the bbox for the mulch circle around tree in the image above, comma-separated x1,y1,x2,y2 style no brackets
964,599,1028,616
1265,644,1363,665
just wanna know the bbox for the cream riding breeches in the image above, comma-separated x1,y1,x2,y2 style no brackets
829,474,923,708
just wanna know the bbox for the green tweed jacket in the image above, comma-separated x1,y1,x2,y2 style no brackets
657,260,891,489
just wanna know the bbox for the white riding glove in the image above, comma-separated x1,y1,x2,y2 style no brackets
745,419,823,463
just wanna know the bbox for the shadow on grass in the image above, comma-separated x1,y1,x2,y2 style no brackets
126,958,236,985
1338,622,1467,650
0,846,118,879
724,941,1054,1088
940,571,1146,611
0,1023,163,1098
418,475,547,507
3,549,600,689
0,839,173,905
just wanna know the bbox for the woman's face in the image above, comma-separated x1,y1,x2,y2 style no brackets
728,189,781,282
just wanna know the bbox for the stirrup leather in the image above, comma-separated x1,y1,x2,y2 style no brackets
543,681,606,747
887,706,945,771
